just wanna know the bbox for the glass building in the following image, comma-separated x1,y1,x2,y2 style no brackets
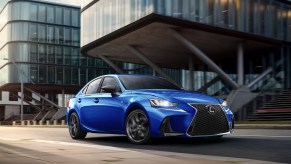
0,0,114,120
80,0,291,115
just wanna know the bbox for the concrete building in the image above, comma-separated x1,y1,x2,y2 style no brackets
80,0,291,120
0,0,113,122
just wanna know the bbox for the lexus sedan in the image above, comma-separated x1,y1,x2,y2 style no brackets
67,74,234,144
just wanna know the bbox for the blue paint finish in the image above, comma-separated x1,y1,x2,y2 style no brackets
67,74,234,139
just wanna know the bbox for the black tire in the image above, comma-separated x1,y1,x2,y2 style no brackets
69,112,87,139
126,109,151,144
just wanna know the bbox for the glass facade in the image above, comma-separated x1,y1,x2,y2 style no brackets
0,1,114,87
81,0,291,46
81,0,291,93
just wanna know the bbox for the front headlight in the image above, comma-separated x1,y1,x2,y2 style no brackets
221,101,227,107
221,101,230,111
149,99,177,107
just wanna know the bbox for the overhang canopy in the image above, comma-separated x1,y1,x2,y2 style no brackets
81,14,283,69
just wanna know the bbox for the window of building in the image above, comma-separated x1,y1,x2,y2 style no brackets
64,28,71,45
30,44,38,62
72,9,80,26
64,8,71,26
64,67,71,84
88,58,95,67
29,24,38,42
22,23,29,40
47,45,54,63
71,48,79,65
55,46,63,64
0,92,2,101
47,6,55,23
72,29,79,46
55,27,63,44
39,45,46,63
30,4,38,21
64,47,71,65
47,26,54,43
21,2,30,20
11,22,22,41
38,5,46,22
12,2,21,20
39,65,47,83
55,7,63,24
56,67,63,84
80,57,87,66
88,68,96,82
80,68,87,85
38,25,46,42
72,68,79,85
48,66,55,84
30,65,38,83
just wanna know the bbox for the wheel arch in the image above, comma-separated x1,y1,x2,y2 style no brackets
124,103,151,130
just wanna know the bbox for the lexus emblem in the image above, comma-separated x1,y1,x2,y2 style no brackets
206,105,215,114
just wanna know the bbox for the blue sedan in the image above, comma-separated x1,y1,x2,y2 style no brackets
67,74,234,144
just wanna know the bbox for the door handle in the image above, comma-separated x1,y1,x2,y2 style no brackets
78,98,81,103
94,98,99,103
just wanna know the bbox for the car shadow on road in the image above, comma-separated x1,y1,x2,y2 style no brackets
82,135,291,164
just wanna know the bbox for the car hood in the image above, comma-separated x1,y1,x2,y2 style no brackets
131,89,221,104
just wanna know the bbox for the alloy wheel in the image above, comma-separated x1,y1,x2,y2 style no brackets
126,110,150,144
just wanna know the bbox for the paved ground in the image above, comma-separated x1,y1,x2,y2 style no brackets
0,127,290,164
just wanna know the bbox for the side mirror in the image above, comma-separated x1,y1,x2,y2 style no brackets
101,85,117,94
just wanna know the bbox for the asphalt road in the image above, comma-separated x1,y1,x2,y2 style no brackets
0,127,291,163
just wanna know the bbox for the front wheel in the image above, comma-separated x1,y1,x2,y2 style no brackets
126,109,151,144
69,112,87,139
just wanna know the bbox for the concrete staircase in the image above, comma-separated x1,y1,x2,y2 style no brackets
245,90,291,121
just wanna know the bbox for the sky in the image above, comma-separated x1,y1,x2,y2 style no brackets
0,0,81,11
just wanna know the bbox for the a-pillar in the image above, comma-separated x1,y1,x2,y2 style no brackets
237,42,244,86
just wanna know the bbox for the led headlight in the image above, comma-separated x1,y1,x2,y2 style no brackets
149,99,177,107
221,101,230,111
221,101,227,107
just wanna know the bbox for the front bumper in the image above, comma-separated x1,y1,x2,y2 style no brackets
146,103,234,138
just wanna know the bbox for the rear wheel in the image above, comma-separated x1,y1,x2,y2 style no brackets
126,109,151,144
69,112,87,139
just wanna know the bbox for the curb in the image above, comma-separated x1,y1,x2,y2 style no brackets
235,124,291,130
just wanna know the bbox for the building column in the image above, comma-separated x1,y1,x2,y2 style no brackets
170,29,239,89
99,55,125,74
127,45,179,86
237,42,244,86
188,55,194,91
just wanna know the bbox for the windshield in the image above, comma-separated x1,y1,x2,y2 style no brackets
118,75,181,90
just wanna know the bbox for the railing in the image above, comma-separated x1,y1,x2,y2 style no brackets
237,79,282,121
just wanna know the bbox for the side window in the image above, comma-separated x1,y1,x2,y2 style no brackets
85,78,101,94
100,77,121,93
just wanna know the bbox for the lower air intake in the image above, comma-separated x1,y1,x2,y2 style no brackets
187,104,229,136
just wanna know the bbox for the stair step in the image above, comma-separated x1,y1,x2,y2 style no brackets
247,115,291,119
245,118,291,121
256,108,291,113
